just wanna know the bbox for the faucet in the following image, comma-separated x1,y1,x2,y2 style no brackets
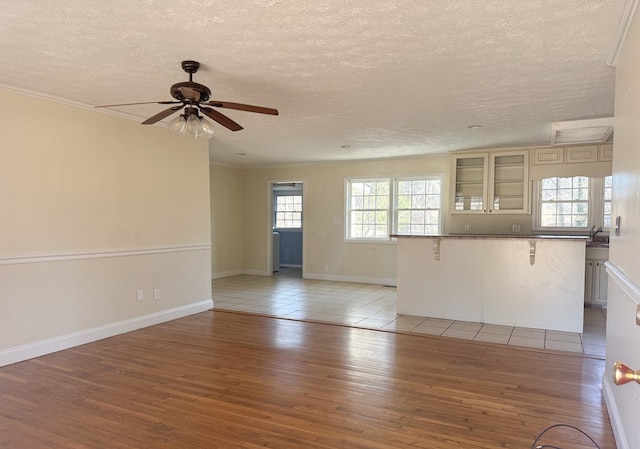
590,226,603,238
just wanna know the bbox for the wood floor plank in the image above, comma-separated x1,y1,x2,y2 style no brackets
0,310,615,448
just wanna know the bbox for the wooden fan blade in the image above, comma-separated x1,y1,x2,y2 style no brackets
199,106,244,131
95,100,180,108
179,87,201,102
141,105,184,125
205,101,279,115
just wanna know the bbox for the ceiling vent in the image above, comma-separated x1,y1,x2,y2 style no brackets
551,118,614,146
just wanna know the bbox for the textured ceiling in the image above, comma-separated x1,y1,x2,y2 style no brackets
0,0,625,167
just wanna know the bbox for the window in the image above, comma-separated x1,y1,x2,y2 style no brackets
603,175,612,229
395,177,442,235
539,176,589,229
347,179,390,239
346,176,443,240
274,194,302,228
533,175,612,231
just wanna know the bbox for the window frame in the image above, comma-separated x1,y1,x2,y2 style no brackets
392,175,444,236
589,175,613,233
273,191,303,230
532,175,612,233
345,178,392,241
345,175,444,242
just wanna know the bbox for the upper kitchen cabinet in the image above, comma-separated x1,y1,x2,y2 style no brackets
566,145,599,163
599,143,613,162
451,153,488,214
490,151,529,213
532,143,613,165
451,150,529,214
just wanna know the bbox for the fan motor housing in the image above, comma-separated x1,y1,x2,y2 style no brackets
170,82,212,102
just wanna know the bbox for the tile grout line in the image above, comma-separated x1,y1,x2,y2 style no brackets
213,269,603,357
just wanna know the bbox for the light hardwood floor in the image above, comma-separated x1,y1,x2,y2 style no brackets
0,310,615,448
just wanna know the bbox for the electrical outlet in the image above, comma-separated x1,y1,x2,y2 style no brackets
154,289,160,300
323,265,329,273
464,224,470,232
512,224,521,233
136,289,144,301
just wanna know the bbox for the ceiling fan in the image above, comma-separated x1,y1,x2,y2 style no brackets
95,60,278,136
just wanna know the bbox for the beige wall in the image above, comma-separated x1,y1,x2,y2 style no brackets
210,163,244,277
239,154,524,283
224,151,610,283
602,10,640,449
0,89,212,362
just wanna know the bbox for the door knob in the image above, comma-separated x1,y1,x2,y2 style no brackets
613,362,640,385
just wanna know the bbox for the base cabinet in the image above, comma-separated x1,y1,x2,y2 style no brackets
585,258,608,306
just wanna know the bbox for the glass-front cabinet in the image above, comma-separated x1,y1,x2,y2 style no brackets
451,150,529,214
489,152,528,213
452,154,489,213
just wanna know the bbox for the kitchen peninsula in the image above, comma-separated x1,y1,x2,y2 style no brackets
393,234,589,333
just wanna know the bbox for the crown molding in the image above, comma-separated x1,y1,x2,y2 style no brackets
607,0,640,67
0,83,155,125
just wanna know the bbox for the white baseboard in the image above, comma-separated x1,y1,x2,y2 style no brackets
0,299,213,368
304,272,397,286
243,269,270,276
603,375,630,449
212,269,243,279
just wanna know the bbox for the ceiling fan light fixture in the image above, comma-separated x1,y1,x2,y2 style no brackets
168,114,187,135
95,61,278,134
186,112,202,136
199,117,215,138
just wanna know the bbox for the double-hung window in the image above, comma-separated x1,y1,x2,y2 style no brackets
274,194,302,229
602,175,612,229
346,175,443,240
533,175,612,231
395,177,442,235
346,179,390,239
538,176,590,229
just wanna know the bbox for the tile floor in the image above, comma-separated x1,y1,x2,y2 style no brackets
212,267,607,357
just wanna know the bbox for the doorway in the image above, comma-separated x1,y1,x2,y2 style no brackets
271,181,304,277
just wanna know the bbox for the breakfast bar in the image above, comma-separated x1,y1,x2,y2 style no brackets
393,234,589,333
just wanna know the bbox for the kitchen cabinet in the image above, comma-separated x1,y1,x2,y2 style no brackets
566,145,598,163
532,143,613,165
532,147,564,165
451,150,529,214
599,143,613,162
585,258,608,306
584,247,609,307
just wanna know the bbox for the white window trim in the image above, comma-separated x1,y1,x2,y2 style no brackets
272,190,304,230
591,176,611,232
273,190,303,230
392,175,444,236
345,177,392,242
345,175,444,242
531,176,611,233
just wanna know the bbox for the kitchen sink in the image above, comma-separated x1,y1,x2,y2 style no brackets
592,235,610,244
